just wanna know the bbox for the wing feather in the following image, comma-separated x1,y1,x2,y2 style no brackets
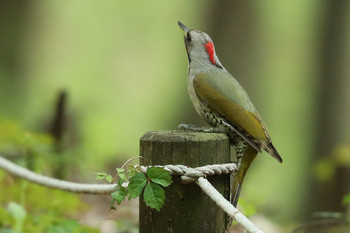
193,72,282,162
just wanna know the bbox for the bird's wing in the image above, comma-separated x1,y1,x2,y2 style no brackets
193,72,282,162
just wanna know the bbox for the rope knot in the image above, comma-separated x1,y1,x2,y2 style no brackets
138,163,237,184
181,163,237,183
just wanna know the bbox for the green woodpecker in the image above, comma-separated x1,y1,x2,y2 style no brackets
178,21,282,207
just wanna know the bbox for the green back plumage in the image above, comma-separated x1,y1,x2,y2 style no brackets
193,72,282,163
193,72,268,141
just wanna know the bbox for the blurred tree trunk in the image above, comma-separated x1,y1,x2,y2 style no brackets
205,1,258,94
48,91,68,179
0,1,28,76
0,1,30,118
308,0,350,215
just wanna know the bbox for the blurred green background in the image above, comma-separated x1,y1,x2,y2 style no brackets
1,0,350,232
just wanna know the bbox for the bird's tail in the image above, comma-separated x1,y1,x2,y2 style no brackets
261,141,283,163
230,145,258,207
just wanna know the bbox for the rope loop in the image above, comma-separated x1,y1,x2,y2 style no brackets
138,163,237,184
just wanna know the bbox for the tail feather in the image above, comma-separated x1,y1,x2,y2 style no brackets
261,142,283,163
228,145,258,231
231,181,242,207
230,146,258,206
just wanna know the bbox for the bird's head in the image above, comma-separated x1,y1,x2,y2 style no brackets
178,21,222,69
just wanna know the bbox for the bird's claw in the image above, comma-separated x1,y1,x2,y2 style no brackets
178,123,222,133
178,123,197,130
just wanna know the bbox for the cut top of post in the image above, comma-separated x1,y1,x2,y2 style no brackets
140,130,230,167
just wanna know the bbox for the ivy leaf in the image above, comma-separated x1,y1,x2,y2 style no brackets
143,182,165,211
128,173,147,199
127,165,137,178
117,178,125,187
105,175,113,183
94,172,108,179
147,167,173,187
116,168,127,181
94,172,113,183
111,187,127,205
116,168,125,173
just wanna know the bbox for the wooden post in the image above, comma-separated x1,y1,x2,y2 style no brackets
139,130,230,233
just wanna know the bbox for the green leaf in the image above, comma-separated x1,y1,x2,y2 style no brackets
94,172,108,180
143,182,165,211
342,194,350,205
94,172,113,183
7,202,26,221
147,167,172,187
7,202,26,232
128,173,147,198
111,187,127,205
119,173,127,181
116,168,127,180
105,174,113,183
117,178,125,186
127,165,137,177
116,168,125,173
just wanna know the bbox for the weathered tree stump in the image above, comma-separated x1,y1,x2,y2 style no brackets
139,130,231,233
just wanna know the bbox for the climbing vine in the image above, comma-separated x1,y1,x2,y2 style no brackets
96,165,173,211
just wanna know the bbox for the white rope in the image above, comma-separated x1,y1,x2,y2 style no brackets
138,163,238,183
0,155,236,193
0,155,115,194
0,155,262,232
196,177,264,233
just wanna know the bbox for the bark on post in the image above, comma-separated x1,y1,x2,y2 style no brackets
139,130,230,233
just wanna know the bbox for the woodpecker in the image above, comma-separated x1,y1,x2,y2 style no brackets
178,21,282,207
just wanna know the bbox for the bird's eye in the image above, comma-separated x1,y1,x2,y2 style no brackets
187,34,192,41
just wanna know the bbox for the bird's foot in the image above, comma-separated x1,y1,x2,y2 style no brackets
178,123,223,133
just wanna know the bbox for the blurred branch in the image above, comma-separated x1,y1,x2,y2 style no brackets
0,155,115,194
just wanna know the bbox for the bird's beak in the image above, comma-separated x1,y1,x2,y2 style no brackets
178,21,191,63
178,21,190,35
